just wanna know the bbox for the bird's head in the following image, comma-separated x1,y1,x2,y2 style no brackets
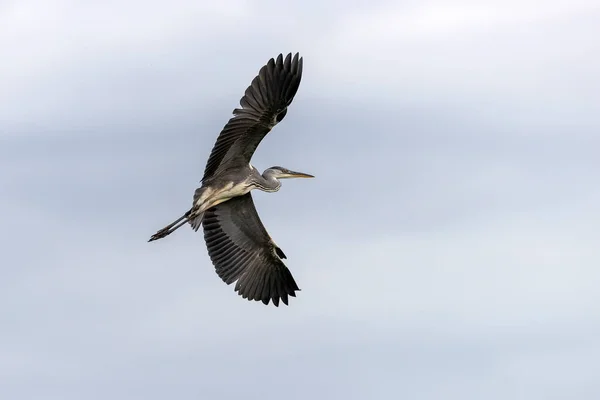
264,166,315,180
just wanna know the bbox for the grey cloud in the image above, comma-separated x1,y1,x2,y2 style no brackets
2,1,600,399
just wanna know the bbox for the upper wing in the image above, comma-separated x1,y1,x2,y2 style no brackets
201,53,303,182
202,193,300,306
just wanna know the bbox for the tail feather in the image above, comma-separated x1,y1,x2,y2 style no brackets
190,211,205,232
149,186,209,242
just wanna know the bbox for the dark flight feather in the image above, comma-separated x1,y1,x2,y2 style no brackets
201,53,303,182
202,193,300,306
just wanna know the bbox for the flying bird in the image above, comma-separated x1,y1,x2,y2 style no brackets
148,53,312,307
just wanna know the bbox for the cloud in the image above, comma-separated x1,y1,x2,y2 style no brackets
308,0,600,120
1,0,599,399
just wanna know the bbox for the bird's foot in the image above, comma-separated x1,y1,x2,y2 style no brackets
148,227,170,242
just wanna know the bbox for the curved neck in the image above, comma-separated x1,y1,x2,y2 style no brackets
257,170,281,192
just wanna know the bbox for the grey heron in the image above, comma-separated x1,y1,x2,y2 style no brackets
148,53,313,307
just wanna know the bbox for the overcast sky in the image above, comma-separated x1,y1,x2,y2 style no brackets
1,0,600,399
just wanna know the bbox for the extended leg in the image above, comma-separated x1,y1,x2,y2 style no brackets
148,211,191,242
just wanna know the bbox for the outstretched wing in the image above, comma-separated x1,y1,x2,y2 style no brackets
202,193,300,306
201,53,303,182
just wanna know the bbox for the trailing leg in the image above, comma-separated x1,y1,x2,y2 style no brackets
148,210,191,242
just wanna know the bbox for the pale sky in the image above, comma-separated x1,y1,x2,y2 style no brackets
1,1,600,399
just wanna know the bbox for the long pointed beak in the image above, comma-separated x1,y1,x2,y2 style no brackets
286,170,314,178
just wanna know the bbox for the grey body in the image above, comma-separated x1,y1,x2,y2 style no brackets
148,53,313,307
188,165,288,230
